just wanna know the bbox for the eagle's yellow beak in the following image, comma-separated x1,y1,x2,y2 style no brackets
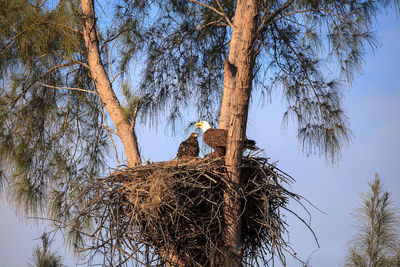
195,122,202,128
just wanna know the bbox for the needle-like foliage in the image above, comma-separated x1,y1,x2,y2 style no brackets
344,174,400,267
28,233,64,267
0,0,109,217
118,0,399,161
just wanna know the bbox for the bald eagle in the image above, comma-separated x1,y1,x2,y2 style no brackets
195,121,256,156
177,132,200,159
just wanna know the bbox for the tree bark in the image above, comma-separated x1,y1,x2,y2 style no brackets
219,1,257,130
220,1,259,266
81,2,186,266
81,0,141,167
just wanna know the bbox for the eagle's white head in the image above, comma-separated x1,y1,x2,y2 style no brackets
195,121,211,133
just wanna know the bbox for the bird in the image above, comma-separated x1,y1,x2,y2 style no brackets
195,121,256,157
176,132,200,160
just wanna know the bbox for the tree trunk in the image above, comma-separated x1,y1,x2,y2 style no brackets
219,1,257,130
81,0,141,167
81,2,185,266
220,1,259,266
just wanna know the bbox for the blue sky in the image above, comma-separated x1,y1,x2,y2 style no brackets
1,9,399,267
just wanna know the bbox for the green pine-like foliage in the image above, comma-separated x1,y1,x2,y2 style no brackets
118,0,399,161
0,0,108,231
344,174,400,267
28,233,64,267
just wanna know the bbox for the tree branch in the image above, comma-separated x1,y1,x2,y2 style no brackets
37,0,48,8
257,0,295,35
37,82,97,94
51,50,89,69
40,62,75,78
189,0,234,28
80,0,141,166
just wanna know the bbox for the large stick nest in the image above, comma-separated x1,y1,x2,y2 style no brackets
72,155,304,266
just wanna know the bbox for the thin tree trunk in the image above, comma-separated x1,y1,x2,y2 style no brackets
81,2,185,266
81,0,141,167
220,1,259,266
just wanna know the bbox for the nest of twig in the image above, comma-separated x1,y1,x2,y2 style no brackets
72,155,302,266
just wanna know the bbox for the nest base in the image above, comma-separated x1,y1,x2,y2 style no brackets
74,156,300,266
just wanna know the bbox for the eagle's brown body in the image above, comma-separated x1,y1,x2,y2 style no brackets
203,128,228,149
177,132,200,159
196,121,256,157
203,128,228,157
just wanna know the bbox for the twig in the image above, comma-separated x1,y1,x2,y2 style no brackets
189,0,234,28
37,82,97,94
